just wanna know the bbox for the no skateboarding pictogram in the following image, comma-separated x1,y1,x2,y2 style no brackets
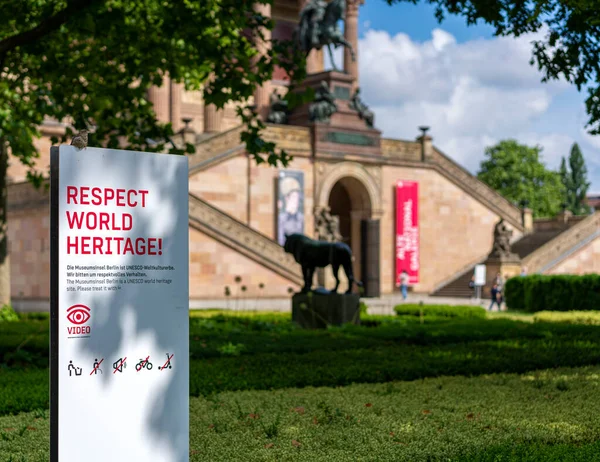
136,356,152,372
158,353,173,370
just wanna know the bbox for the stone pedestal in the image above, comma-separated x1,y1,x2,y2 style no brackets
484,255,522,298
292,291,360,329
287,70,381,157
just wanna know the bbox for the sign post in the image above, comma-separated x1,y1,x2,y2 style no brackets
50,145,189,462
474,264,486,301
395,180,420,287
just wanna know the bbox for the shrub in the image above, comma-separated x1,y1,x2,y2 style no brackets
359,302,368,315
393,304,486,319
0,305,19,323
505,274,600,312
533,311,600,325
504,276,526,311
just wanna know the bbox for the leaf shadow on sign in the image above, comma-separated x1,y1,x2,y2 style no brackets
61,147,188,462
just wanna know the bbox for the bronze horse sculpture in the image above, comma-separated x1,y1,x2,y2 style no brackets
284,233,363,294
294,0,356,72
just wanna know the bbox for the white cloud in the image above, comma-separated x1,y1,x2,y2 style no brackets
346,27,600,187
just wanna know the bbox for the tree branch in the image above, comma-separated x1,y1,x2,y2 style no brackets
0,0,102,55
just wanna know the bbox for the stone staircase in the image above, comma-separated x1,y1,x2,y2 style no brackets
429,254,489,299
431,212,600,298
522,211,600,273
510,229,567,259
188,192,304,286
430,148,524,230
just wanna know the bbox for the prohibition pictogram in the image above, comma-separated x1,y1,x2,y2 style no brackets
136,356,152,372
113,357,127,374
90,358,104,376
158,353,174,370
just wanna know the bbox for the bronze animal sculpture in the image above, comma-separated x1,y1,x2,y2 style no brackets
294,0,356,72
284,233,363,294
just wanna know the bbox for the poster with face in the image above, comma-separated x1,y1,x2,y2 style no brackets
277,170,304,245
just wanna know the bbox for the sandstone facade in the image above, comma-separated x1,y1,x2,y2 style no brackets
5,0,597,310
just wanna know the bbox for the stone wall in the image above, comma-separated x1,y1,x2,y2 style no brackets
7,132,54,184
7,206,50,302
379,165,523,294
546,236,600,275
189,228,301,300
189,153,315,241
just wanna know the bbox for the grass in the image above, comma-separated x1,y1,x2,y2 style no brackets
4,310,600,415
3,365,600,461
3,307,600,460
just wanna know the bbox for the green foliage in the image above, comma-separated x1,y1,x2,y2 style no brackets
385,0,600,138
0,0,307,187
0,305,18,322
6,312,600,416
5,366,600,460
533,310,600,325
476,140,565,218
560,143,592,215
394,303,486,319
504,274,600,312
504,277,527,311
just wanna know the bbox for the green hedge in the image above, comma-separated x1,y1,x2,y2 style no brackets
0,305,19,322
533,311,600,325
393,304,486,319
505,275,600,312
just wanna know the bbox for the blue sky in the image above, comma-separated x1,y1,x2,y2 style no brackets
344,1,600,193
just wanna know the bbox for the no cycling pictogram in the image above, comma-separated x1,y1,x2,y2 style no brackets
136,356,152,372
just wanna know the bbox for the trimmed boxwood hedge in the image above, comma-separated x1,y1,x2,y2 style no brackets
393,304,486,319
505,274,600,312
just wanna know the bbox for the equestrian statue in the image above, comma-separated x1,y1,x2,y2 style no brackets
295,0,356,72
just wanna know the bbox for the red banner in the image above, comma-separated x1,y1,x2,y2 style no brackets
395,180,419,286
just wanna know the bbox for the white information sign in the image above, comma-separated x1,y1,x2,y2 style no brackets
474,264,486,286
50,145,189,462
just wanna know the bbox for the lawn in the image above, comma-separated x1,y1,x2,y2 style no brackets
1,307,600,460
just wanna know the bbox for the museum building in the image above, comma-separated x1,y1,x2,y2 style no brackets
7,0,600,311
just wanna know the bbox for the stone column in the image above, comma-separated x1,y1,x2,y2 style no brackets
203,104,223,133
350,210,366,288
522,207,533,233
417,128,433,162
253,2,272,120
169,80,183,132
147,76,171,123
344,0,362,89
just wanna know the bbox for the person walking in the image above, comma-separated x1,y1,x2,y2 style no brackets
400,270,409,301
495,272,505,310
468,275,475,299
488,283,501,312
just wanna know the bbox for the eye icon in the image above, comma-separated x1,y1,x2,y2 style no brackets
66,305,91,325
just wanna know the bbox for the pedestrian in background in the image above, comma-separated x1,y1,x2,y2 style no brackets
489,283,501,311
400,270,409,301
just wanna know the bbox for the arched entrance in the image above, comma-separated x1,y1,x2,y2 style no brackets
316,169,381,296
328,176,372,285
316,162,382,296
